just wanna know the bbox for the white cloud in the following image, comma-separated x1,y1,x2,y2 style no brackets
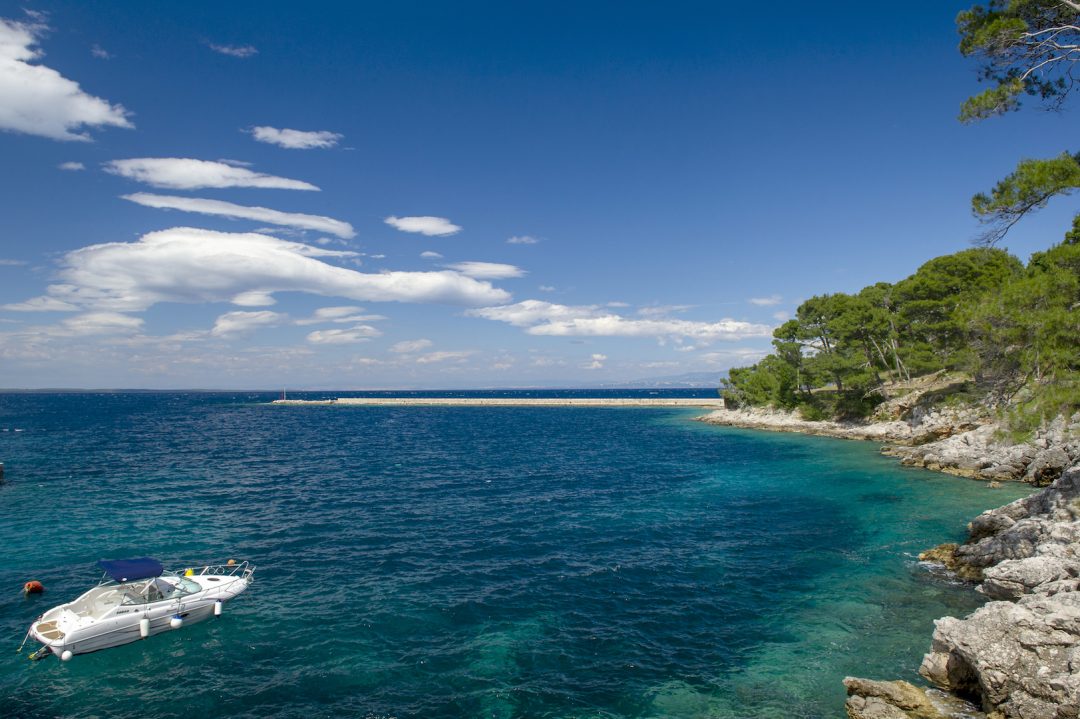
772,310,790,322
444,261,525,279
104,158,319,191
416,350,473,364
390,338,433,354
211,310,285,337
0,18,133,141
90,43,110,59
58,161,84,171
748,295,782,306
16,227,510,312
306,325,381,344
249,126,342,150
0,258,29,267
121,193,355,238
700,348,771,366
506,235,539,245
538,285,555,292
295,304,362,319
62,311,143,335
467,300,602,327
295,306,381,326
208,43,257,58
1,295,75,311
529,316,772,341
585,353,606,370
385,215,461,236
469,300,773,342
420,251,443,260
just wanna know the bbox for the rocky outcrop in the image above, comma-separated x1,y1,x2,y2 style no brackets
884,414,1080,486
848,466,1080,718
700,405,1080,486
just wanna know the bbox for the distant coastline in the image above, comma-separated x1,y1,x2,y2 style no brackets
269,396,725,407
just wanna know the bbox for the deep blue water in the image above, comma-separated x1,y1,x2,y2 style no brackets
0,392,1028,718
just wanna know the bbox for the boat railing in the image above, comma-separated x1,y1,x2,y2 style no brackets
184,561,255,580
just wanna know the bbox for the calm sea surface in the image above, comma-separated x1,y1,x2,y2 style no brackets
0,391,1028,718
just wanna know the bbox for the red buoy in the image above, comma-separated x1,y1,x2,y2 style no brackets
23,580,44,595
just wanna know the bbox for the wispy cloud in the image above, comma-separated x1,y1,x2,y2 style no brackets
506,235,539,245
0,258,30,267
637,304,693,318
444,261,525,279
208,43,257,58
0,18,132,141
1,295,75,311
748,295,782,306
104,158,319,191
62,311,143,335
58,161,84,171
90,43,111,59
585,353,606,370
248,126,342,150
699,348,770,366
11,227,510,313
415,350,473,364
121,192,355,238
390,338,433,353
211,310,285,337
420,251,443,260
306,325,382,344
469,300,773,342
385,216,461,236
295,306,385,325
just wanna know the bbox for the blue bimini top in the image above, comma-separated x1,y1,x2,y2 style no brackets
97,558,164,582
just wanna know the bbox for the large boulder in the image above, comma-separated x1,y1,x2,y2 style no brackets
913,467,1080,718
1026,447,1073,486
918,593,1080,718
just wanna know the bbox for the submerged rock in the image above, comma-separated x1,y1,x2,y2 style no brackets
842,678,984,719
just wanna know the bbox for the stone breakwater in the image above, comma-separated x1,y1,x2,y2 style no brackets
699,407,1080,486
271,397,727,407
845,465,1080,719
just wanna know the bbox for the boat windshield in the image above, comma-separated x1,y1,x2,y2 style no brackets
119,576,199,604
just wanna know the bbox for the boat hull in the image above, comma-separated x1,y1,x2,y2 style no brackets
29,570,250,657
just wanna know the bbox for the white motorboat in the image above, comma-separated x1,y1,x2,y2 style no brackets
25,557,255,660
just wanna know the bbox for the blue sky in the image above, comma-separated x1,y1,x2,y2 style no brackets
0,1,1074,389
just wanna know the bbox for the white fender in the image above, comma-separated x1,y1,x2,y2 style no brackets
213,600,222,617
139,618,150,638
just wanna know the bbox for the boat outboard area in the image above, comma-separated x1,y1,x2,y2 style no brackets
23,557,254,661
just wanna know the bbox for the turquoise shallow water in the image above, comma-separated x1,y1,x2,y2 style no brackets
0,392,1029,718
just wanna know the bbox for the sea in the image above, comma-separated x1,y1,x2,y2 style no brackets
0,390,1029,718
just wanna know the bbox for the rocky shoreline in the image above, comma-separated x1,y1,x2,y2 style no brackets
697,403,1080,717
845,465,1080,719
697,406,1080,486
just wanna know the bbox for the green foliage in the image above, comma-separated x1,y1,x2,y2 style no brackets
722,244,1077,428
960,78,1025,122
957,0,1079,122
894,248,1022,366
972,152,1080,244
